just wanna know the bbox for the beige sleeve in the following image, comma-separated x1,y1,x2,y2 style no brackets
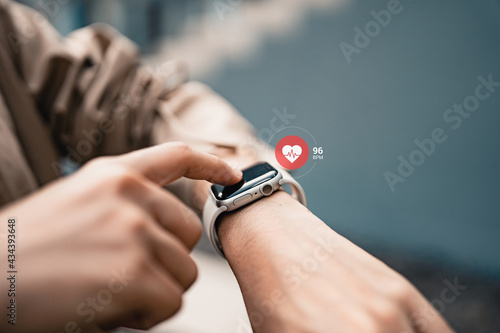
4,0,275,208
6,1,167,160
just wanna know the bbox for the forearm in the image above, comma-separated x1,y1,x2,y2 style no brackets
216,191,337,328
216,192,454,333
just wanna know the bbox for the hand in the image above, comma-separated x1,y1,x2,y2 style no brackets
0,142,242,333
218,191,453,333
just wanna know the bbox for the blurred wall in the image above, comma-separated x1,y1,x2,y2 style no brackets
202,0,500,277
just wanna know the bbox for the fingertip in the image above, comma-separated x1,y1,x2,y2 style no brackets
233,168,243,181
223,167,242,186
216,160,242,185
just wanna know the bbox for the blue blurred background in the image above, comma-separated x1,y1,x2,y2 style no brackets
16,0,500,330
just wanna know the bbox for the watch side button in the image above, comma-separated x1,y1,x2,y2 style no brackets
260,183,274,196
233,193,253,207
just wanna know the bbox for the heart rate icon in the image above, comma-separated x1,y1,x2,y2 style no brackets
275,135,309,170
282,145,302,163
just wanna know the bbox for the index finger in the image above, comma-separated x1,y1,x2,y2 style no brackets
115,142,242,186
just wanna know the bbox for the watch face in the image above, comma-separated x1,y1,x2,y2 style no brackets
211,162,278,200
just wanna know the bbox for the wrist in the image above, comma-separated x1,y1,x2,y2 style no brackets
217,190,328,263
218,191,289,253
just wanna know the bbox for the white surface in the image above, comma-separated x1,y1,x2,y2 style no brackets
119,249,251,333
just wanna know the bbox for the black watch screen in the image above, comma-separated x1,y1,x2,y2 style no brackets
211,162,278,200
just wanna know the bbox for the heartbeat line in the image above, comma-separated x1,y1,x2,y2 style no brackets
283,152,301,158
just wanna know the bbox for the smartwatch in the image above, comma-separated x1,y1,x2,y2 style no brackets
202,162,307,257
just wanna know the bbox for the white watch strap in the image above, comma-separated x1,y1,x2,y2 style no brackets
278,169,307,207
203,195,227,257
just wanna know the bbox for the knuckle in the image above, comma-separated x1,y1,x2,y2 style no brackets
346,310,384,333
183,257,198,289
170,288,183,315
344,304,398,333
371,298,404,327
170,142,192,155
120,208,148,236
85,158,143,195
85,156,113,170
384,278,413,305
173,142,195,161
107,168,142,194
143,313,165,331
139,319,155,331
358,317,386,333
156,279,184,319
185,226,202,251
191,220,203,242
180,207,203,245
